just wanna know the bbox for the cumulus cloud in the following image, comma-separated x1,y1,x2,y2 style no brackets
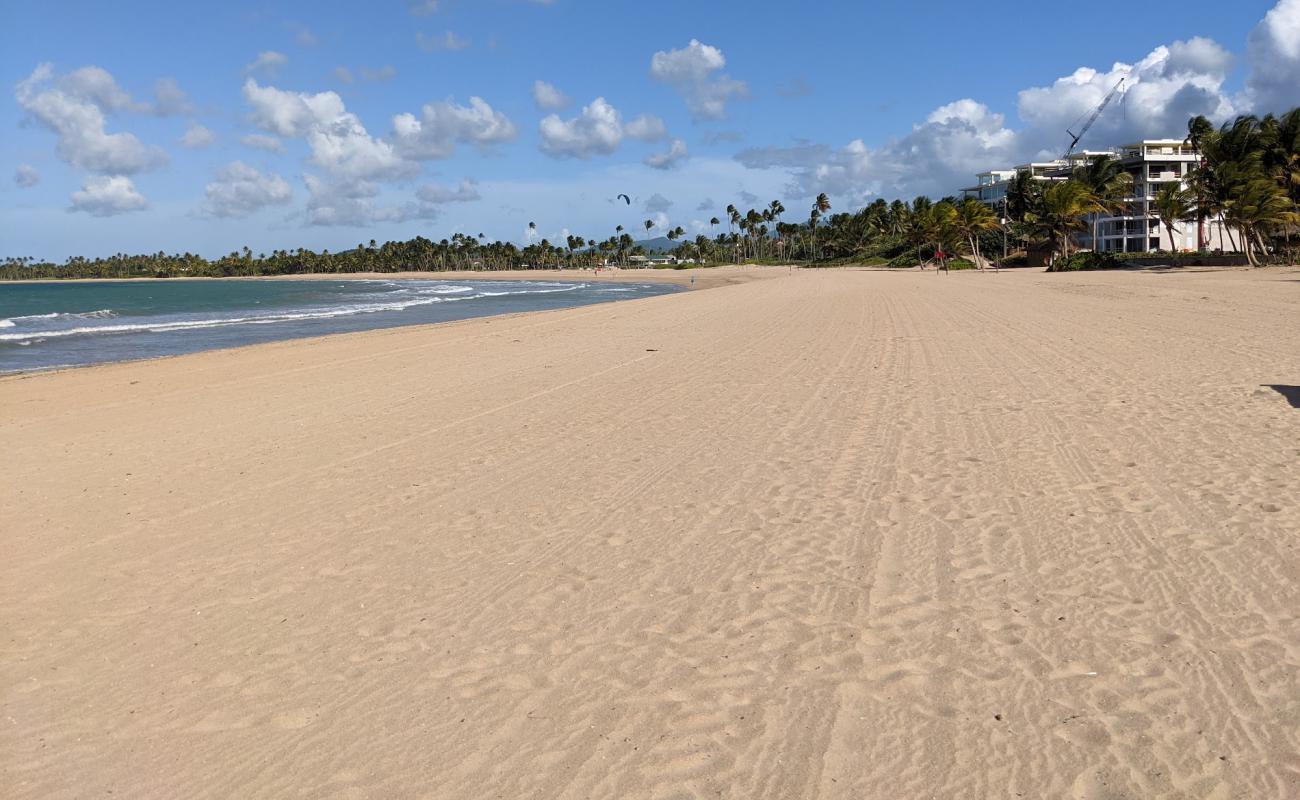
538,99,665,158
736,27,1256,204
202,161,292,218
304,175,381,227
152,77,193,116
625,113,667,142
14,164,40,188
644,192,673,213
1016,38,1236,154
303,175,441,226
180,123,217,149
415,178,481,204
1245,0,1300,113
70,175,147,216
539,97,623,158
241,133,284,152
244,51,288,77
60,66,144,112
649,39,749,120
391,96,517,159
417,31,470,52
243,78,415,183
15,64,168,175
242,79,512,226
532,80,570,111
645,138,689,169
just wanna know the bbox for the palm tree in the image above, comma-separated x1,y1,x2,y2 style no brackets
809,194,830,260
1224,176,1297,265
1186,114,1217,250
1072,155,1133,251
952,199,1001,269
1152,183,1195,252
1027,180,1106,264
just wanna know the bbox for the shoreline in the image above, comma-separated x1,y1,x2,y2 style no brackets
0,267,783,380
0,264,784,291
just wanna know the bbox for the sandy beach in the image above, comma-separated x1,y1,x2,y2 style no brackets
2,266,1298,799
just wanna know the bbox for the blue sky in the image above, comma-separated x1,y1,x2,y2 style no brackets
2,0,1297,260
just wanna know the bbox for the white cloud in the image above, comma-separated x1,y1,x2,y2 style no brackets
203,161,292,218
152,77,193,116
14,164,40,188
625,113,666,142
241,133,285,152
417,31,470,52
244,79,416,190
645,138,689,169
303,175,439,226
334,67,355,85
69,175,147,216
736,28,1256,204
180,123,217,149
296,27,319,47
1245,0,1300,113
15,64,168,175
650,39,726,83
539,97,624,158
243,78,346,138
391,96,517,159
416,178,481,204
60,66,144,112
1016,39,1236,154
308,115,415,183
410,0,438,15
537,99,667,159
649,39,749,120
244,51,288,77
532,80,570,111
304,175,380,227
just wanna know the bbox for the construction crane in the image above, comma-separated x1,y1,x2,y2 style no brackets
1065,77,1126,158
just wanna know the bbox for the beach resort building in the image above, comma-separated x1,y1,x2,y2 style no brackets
962,139,1234,254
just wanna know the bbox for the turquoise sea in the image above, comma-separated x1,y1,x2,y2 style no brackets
0,278,677,373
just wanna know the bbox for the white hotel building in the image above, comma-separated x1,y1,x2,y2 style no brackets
962,139,1233,254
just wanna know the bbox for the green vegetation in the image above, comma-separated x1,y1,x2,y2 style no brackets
4,109,1297,281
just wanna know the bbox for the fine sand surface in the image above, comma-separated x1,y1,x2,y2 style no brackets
3,266,1298,799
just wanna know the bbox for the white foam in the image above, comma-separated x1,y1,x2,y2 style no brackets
0,282,642,346
1,308,116,326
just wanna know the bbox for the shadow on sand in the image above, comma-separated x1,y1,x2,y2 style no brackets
1264,385,1300,408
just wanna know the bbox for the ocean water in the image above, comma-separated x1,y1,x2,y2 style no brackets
0,278,678,374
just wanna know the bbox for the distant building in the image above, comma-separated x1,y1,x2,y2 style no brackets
962,139,1233,254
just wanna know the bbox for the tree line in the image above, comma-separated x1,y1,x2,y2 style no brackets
3,108,1296,281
